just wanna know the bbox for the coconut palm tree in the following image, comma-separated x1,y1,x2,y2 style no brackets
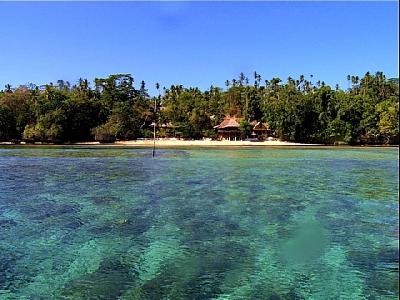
152,82,159,157
4,84,12,93
239,72,245,86
347,75,351,90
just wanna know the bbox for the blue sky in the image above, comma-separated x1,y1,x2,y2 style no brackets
0,1,398,95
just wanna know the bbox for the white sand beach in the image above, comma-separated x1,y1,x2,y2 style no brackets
1,138,321,147
113,139,319,147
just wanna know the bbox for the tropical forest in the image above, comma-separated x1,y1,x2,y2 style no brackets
0,71,398,144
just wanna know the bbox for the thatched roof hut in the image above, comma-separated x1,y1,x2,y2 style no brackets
214,117,241,140
251,121,269,132
214,117,240,130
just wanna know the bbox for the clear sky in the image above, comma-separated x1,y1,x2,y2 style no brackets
0,1,398,95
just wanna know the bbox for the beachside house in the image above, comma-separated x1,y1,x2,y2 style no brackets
214,117,241,140
250,121,271,140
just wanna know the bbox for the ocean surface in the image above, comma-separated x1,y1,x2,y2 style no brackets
0,146,398,299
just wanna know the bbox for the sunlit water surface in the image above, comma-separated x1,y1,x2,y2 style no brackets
0,146,398,299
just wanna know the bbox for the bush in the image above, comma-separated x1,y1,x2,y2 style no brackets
92,123,117,143
0,105,17,141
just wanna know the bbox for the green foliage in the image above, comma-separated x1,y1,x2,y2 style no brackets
92,122,117,143
239,119,252,138
376,100,399,143
22,108,65,142
0,104,17,141
0,71,398,144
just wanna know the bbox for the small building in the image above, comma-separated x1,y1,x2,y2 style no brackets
214,117,241,140
250,121,271,140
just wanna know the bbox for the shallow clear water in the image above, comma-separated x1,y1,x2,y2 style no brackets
0,146,398,299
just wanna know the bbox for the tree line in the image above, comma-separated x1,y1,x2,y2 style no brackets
0,71,398,144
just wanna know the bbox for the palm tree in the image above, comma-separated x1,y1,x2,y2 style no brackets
271,77,281,89
239,72,245,85
304,80,311,93
253,71,259,88
140,80,146,97
152,82,160,157
362,72,370,96
244,86,250,121
156,82,160,93
78,78,83,89
347,75,351,90
287,77,295,87
83,79,89,90
350,76,359,94
4,84,12,93
156,82,161,106
57,80,65,90
256,73,262,87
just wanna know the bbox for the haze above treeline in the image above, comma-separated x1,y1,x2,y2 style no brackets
0,71,398,145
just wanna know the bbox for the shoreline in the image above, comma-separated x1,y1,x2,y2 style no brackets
0,139,319,147
114,139,320,147
0,139,398,148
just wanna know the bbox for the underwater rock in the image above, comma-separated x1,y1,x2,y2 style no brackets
62,258,135,299
90,195,121,205
64,218,84,230
0,218,17,228
24,202,77,220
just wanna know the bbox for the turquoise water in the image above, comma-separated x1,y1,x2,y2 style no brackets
0,146,398,299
